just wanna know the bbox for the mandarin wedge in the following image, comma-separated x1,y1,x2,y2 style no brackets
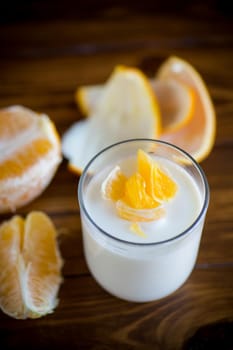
101,166,127,201
0,211,63,319
138,149,177,202
101,149,178,222
0,106,61,213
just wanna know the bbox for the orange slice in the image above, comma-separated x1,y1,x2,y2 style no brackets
138,149,177,202
76,78,194,133
157,56,216,162
0,211,63,319
0,105,61,213
62,65,161,174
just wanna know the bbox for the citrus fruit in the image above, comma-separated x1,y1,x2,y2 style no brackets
129,222,147,238
62,65,161,174
137,149,177,202
0,105,61,213
150,79,194,132
157,56,216,162
101,149,177,223
76,84,102,116
76,78,194,133
116,200,165,222
123,173,160,210
101,166,127,201
0,211,63,319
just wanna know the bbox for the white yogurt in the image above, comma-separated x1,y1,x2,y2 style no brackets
79,141,209,302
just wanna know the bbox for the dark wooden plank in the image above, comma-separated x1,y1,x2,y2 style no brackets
0,268,232,349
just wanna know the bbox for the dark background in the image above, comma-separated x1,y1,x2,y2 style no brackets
0,0,232,23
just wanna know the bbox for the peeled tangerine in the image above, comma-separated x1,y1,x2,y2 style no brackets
0,105,61,213
0,211,63,319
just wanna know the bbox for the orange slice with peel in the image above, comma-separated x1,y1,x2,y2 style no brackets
76,84,102,116
62,65,161,174
76,78,194,133
0,105,61,213
150,79,194,132
157,56,216,162
0,211,63,319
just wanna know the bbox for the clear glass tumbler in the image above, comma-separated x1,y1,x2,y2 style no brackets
78,139,209,302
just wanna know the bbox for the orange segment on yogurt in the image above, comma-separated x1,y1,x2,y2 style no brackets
123,173,160,210
138,149,177,202
116,200,165,222
101,166,127,201
101,149,177,223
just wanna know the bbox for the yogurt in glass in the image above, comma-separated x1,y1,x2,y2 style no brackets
78,139,209,302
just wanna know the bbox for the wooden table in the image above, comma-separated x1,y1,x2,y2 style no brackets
0,3,233,349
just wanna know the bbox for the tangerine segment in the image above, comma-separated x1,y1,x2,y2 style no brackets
138,149,177,202
116,200,165,222
0,212,63,319
23,212,63,313
123,173,160,210
0,139,53,181
101,166,127,201
0,216,25,319
150,164,178,202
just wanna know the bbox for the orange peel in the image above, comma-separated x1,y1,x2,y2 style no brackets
157,56,216,162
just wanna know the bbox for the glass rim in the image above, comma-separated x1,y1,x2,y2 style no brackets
78,138,210,247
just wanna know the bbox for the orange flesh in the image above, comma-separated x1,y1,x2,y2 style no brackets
102,149,177,222
0,212,62,319
0,139,53,180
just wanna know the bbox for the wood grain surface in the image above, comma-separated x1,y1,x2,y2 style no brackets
0,2,233,349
